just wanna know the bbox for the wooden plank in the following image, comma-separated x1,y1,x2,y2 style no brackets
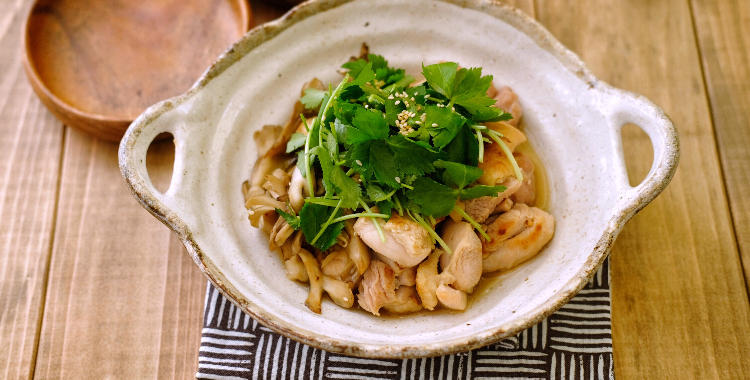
33,131,205,379
691,0,750,291
0,0,64,378
537,0,750,377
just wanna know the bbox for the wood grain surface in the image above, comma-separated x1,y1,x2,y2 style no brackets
0,1,63,379
0,0,748,379
691,0,750,292
537,0,750,377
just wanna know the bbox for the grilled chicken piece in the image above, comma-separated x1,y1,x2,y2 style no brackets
477,124,527,186
416,250,442,310
436,284,468,311
382,286,423,314
439,221,483,293
463,178,521,223
321,249,359,287
354,214,433,268
511,154,536,205
482,204,554,272
357,260,397,316
494,86,523,127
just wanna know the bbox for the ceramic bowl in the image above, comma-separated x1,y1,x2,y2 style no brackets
119,0,679,358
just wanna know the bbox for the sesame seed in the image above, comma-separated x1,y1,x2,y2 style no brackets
388,95,394,100
395,100,401,105
356,160,363,166
432,123,438,127
424,94,430,98
364,104,369,109
395,177,401,183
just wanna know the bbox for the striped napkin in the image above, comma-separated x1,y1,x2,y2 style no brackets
196,258,613,379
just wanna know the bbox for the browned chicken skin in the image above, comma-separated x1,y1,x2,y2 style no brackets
482,204,554,272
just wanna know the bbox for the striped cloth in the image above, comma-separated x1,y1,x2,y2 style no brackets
197,259,613,379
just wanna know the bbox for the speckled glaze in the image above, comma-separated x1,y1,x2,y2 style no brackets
119,0,679,358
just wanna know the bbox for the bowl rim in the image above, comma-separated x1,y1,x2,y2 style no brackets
119,0,679,358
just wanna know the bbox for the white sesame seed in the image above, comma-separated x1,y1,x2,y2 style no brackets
415,121,422,125
395,100,401,105
364,104,369,109
395,177,401,183
388,95,394,100
432,123,438,127
424,94,430,98
356,160,363,166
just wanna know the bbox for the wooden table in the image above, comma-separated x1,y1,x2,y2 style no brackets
2,0,749,378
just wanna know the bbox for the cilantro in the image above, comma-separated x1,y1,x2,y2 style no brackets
423,105,466,148
315,145,361,209
286,132,306,153
299,203,345,251
444,124,479,166
275,208,301,230
366,183,390,202
407,177,457,217
370,140,400,188
344,106,389,144
434,160,483,189
387,135,437,176
422,63,512,122
300,88,326,110
460,185,507,200
422,62,458,98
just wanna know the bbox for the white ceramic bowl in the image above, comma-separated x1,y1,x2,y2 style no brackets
119,0,678,358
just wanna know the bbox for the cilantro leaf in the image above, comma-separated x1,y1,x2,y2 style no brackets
299,203,344,251
444,123,479,166
386,135,437,176
407,177,458,217
343,106,388,144
366,183,390,202
422,62,458,98
352,62,376,85
341,59,368,77
316,146,361,209
369,140,400,188
423,105,466,148
275,208,301,229
286,132,306,153
300,88,326,110
460,185,507,200
376,199,394,216
434,159,483,189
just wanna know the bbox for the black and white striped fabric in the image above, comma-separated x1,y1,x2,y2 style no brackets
197,259,613,379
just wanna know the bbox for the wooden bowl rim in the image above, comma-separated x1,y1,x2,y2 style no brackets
22,0,252,127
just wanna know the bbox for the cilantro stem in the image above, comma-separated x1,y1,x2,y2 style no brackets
393,196,404,216
360,200,386,243
310,199,343,246
476,129,485,163
408,209,452,255
304,197,341,207
361,83,387,102
485,129,523,182
453,205,491,241
331,212,389,223
400,183,414,190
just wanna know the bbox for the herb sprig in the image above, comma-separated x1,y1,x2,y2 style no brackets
282,54,518,252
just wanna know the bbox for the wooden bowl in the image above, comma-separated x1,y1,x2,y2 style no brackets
23,0,251,141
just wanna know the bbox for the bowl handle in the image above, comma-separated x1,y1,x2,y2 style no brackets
118,105,190,233
605,90,680,219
